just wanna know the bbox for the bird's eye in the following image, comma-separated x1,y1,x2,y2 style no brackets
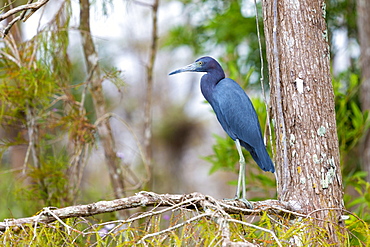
198,61,203,65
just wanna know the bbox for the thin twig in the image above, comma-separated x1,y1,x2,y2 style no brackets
80,63,98,114
227,218,283,247
2,15,20,37
272,0,289,195
42,208,73,235
0,0,50,37
94,112,150,183
19,0,35,20
3,33,21,63
254,0,273,151
25,103,39,170
30,211,43,245
138,213,211,244
0,0,49,21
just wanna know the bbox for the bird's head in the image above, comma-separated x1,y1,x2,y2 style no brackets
169,56,222,75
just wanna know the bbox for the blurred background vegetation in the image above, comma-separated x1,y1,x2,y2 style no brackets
0,0,369,244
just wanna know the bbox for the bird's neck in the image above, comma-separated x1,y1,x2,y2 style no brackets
200,69,225,102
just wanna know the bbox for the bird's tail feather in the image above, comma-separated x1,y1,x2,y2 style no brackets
250,148,275,173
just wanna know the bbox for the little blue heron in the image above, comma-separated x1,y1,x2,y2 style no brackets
169,56,274,208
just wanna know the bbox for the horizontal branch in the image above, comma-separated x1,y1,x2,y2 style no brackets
0,191,299,231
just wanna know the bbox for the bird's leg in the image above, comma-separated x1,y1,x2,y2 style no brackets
235,139,253,209
235,145,244,198
235,139,245,199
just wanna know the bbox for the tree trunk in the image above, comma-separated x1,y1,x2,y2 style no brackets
79,0,126,200
357,0,370,182
143,0,159,190
262,0,345,243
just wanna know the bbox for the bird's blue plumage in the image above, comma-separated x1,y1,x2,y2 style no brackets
209,78,274,172
169,56,275,173
197,57,274,173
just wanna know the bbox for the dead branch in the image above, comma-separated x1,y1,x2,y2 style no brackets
0,0,50,37
0,0,49,22
0,191,302,232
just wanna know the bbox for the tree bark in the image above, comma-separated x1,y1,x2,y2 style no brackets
262,0,345,243
357,0,370,182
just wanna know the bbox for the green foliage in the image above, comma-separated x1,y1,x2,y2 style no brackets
0,1,97,216
0,170,35,219
342,171,370,245
334,72,370,167
0,0,128,222
343,171,370,220
102,67,126,89
0,38,72,207
0,65,54,110
203,133,238,175
16,145,70,207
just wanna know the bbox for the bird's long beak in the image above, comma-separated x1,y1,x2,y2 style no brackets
169,62,198,75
